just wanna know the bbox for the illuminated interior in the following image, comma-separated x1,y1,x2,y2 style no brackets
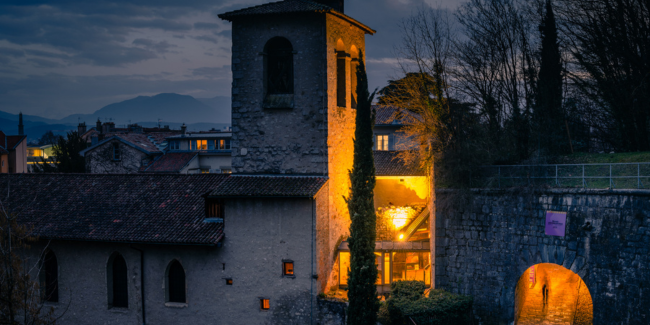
515,263,593,325
338,251,430,287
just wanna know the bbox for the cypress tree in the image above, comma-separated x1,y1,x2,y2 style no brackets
346,52,379,325
534,0,565,156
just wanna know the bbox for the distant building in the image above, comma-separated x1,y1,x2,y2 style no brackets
81,123,233,174
0,113,28,173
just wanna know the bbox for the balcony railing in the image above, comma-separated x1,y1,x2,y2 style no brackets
470,163,650,189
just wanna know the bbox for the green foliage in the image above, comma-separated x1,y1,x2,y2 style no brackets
345,52,380,325
380,281,474,325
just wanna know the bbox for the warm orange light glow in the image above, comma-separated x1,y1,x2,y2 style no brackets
398,233,404,240
384,206,420,230
515,263,593,325
260,299,270,310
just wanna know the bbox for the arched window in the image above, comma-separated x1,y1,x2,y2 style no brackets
108,253,128,308
336,39,347,108
42,251,58,302
265,37,294,95
350,45,359,109
166,260,186,303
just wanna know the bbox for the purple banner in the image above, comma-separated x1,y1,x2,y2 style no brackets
545,211,567,237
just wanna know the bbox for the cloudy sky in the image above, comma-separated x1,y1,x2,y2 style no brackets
0,0,457,120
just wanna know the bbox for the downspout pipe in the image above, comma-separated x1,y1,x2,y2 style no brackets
311,197,315,325
130,246,146,325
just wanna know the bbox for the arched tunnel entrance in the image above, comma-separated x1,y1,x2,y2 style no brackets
515,263,593,325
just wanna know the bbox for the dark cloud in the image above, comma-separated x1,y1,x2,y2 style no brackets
194,22,220,30
0,0,453,119
0,73,232,118
0,47,25,58
27,58,65,68
132,39,178,54
193,35,219,44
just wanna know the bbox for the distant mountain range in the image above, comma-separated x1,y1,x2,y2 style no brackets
0,93,231,141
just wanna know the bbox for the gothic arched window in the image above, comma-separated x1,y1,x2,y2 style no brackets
265,37,294,95
166,260,186,303
108,253,128,308
42,251,59,302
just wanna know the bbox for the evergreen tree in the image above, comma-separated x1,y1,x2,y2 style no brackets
346,52,379,325
534,0,565,156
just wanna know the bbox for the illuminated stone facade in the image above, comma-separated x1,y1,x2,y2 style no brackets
228,7,372,295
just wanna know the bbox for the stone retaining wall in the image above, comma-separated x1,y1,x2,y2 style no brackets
434,188,650,325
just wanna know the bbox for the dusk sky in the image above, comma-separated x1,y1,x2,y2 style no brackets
0,0,457,120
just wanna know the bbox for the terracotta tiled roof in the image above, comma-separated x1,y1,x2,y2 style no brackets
0,174,228,246
209,175,327,197
143,152,198,173
218,0,375,34
374,151,425,176
6,135,26,150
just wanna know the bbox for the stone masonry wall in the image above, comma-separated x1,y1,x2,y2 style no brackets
435,188,650,325
85,139,151,174
230,14,328,175
324,14,367,292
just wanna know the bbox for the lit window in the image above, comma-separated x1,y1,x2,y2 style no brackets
260,298,270,310
113,143,121,161
376,135,389,151
391,252,430,286
339,251,350,286
201,169,210,174
226,279,233,285
375,253,382,285
194,140,207,150
283,261,294,276
219,139,225,150
221,169,232,174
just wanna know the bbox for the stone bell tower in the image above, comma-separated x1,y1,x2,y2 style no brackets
219,0,375,176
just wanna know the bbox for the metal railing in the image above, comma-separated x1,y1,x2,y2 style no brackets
470,163,650,189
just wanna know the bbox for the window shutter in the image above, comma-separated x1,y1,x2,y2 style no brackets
388,134,395,151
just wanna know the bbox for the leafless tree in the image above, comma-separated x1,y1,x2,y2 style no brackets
0,197,67,325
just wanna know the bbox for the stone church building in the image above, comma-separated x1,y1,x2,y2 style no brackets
6,1,647,324
4,1,433,324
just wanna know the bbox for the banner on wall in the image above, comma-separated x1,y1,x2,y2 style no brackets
545,211,567,236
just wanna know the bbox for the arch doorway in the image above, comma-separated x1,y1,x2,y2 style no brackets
515,263,593,325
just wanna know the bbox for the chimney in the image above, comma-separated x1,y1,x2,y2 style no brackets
96,119,102,133
181,123,187,137
78,122,87,135
18,112,24,135
314,0,343,12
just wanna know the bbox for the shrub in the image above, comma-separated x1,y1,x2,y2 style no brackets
381,281,474,325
